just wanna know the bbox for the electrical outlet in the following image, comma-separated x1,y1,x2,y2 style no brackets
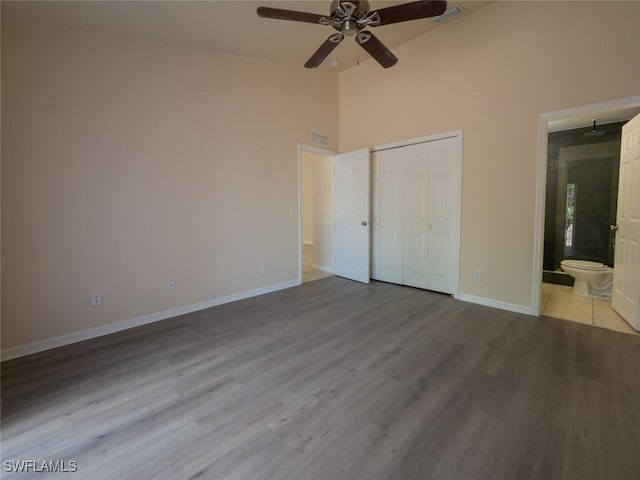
168,280,176,291
260,264,269,274
474,270,483,281
90,291,102,305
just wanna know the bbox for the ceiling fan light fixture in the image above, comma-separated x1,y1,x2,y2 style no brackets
343,19,359,36
433,4,463,23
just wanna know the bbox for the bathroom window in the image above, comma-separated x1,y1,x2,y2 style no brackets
565,183,576,247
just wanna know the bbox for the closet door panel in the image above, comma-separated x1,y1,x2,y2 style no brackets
405,230,426,273
380,230,403,283
371,152,381,280
378,149,404,283
403,144,429,289
428,140,456,294
429,233,449,282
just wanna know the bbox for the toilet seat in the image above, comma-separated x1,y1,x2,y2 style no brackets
560,259,606,271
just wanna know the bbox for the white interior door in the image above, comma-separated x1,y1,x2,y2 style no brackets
333,148,370,283
612,113,640,331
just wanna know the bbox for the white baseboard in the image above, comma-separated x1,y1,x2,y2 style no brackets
456,293,533,316
312,264,332,273
302,240,314,245
1,279,299,362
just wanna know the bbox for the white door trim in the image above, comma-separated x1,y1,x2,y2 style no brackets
372,130,463,297
532,95,640,316
298,144,335,286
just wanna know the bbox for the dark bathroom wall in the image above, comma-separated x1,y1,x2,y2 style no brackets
543,122,624,272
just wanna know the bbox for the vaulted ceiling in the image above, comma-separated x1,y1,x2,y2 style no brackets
2,1,489,71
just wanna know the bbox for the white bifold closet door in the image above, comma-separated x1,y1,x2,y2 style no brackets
371,137,459,294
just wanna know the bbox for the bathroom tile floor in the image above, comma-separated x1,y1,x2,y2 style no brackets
541,282,639,335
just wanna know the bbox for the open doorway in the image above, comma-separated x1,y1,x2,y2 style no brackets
533,95,640,334
299,145,334,284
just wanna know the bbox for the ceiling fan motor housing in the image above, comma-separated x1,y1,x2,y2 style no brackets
329,0,372,35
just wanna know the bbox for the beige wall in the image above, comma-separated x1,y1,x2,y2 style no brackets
300,150,332,269
339,1,640,309
301,155,315,245
1,20,338,351
310,152,332,270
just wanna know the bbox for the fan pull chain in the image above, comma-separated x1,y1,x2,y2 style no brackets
356,42,360,67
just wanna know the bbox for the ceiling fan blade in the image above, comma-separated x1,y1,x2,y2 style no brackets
370,1,447,26
257,6,325,24
305,34,344,68
356,31,398,68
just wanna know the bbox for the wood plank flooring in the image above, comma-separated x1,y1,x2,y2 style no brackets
2,277,640,479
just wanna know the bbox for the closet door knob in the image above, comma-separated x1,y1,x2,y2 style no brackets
610,224,619,232
361,221,368,226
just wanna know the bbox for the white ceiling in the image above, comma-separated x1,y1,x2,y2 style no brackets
1,0,490,71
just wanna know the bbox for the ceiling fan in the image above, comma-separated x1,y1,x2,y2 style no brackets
257,1,447,69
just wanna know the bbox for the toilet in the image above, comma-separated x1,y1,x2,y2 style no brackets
560,259,613,297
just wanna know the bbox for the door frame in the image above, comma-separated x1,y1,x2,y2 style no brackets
531,94,640,315
297,144,335,286
371,129,463,297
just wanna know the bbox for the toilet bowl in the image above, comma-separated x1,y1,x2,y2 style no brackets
560,259,613,297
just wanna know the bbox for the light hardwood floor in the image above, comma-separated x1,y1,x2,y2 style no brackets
2,277,640,479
